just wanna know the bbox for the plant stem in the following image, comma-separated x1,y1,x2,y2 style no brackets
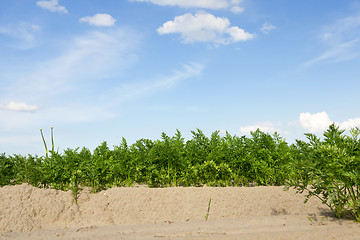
51,126,54,153
205,198,211,221
40,128,48,158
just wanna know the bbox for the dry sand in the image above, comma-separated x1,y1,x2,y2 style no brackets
0,183,359,239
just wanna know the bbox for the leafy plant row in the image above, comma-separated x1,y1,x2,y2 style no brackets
0,129,291,189
0,124,359,221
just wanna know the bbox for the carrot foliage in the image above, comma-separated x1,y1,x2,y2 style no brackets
0,125,359,221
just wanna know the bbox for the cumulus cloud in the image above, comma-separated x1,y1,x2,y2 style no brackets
299,112,332,133
36,0,68,14
299,112,360,133
79,14,117,27
0,101,39,112
225,26,253,41
261,22,276,34
157,12,254,44
129,0,237,10
240,121,280,134
338,118,360,130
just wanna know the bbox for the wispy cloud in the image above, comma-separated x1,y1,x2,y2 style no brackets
157,12,254,44
36,0,68,14
114,63,204,102
322,15,360,42
0,101,39,112
0,62,203,132
10,28,140,98
0,27,140,132
0,23,42,50
231,6,244,14
305,14,360,65
261,22,276,34
79,14,117,27
129,0,242,10
304,38,359,65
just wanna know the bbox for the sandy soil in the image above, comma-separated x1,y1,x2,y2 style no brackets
0,183,359,239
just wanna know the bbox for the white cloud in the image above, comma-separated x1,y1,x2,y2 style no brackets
261,22,276,34
226,26,254,42
79,14,117,27
231,6,244,14
0,101,39,112
129,0,235,9
338,118,360,130
240,121,280,134
36,0,68,14
299,111,360,133
157,12,254,44
299,112,332,133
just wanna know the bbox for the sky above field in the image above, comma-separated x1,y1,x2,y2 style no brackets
1,0,360,155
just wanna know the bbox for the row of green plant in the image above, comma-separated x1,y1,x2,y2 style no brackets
0,124,359,221
0,128,292,189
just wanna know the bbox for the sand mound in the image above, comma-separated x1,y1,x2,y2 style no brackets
1,183,359,239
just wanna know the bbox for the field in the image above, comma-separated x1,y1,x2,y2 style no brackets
0,124,359,239
1,183,360,240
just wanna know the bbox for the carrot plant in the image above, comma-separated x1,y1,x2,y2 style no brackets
1,125,359,222
0,153,14,186
286,124,360,222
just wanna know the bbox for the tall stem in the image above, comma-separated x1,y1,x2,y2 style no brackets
51,126,54,153
40,128,48,158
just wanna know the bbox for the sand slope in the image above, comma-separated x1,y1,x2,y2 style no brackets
0,183,359,239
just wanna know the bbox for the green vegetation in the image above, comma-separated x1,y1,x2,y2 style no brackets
0,124,359,221
286,124,360,221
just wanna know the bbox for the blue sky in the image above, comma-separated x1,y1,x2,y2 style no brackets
1,0,360,155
